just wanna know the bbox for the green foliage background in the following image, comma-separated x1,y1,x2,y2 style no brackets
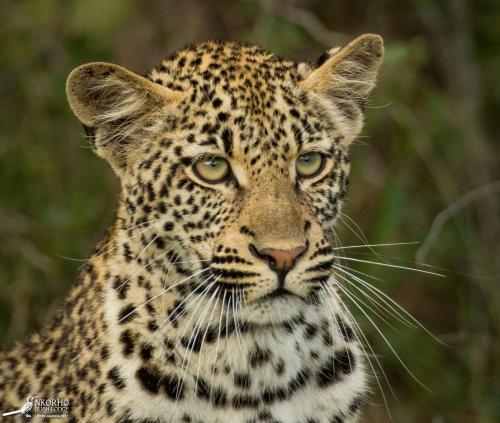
0,0,499,421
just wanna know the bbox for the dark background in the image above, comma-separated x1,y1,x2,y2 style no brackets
1,0,499,421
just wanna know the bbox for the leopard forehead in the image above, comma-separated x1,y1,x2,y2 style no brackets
146,41,335,169
150,41,302,102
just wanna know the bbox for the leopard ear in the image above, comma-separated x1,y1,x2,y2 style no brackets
66,62,185,174
300,34,384,138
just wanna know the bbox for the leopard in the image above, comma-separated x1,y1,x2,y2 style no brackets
0,34,384,422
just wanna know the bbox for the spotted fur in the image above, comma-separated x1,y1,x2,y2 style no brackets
0,34,384,422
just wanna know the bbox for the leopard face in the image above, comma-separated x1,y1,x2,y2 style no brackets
66,37,383,328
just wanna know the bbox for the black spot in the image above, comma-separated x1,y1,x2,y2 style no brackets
140,344,154,361
258,409,273,421
147,320,159,332
249,346,272,368
217,112,229,122
154,236,166,250
233,373,251,389
112,276,130,300
334,349,355,375
180,332,202,352
317,349,355,387
232,394,259,408
211,387,228,407
274,359,285,375
287,367,310,393
163,373,184,400
34,360,46,376
349,396,363,415
221,128,233,156
118,304,137,324
108,367,126,390
136,366,161,395
240,226,256,237
119,329,135,356
163,222,174,232
105,400,115,416
304,323,318,340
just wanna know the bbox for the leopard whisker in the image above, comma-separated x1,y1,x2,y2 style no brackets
333,271,402,334
333,268,415,330
193,286,220,397
135,228,163,261
325,283,394,401
174,277,217,353
338,256,445,278
92,219,155,258
329,223,350,270
174,279,218,406
341,249,469,277
210,290,227,388
333,264,425,331
330,226,446,341
236,289,249,340
334,262,384,283
231,288,245,359
334,213,391,264
178,285,217,393
174,258,212,264
331,241,420,250
335,281,432,392
224,290,232,367
319,285,354,374
323,283,394,418
157,273,213,334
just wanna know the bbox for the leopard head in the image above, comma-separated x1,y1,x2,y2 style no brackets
66,35,384,326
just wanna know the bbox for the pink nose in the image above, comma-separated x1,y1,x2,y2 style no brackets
256,245,307,272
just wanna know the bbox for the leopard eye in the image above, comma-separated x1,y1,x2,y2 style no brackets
193,156,230,183
296,152,324,178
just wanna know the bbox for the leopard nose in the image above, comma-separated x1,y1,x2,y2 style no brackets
250,244,307,272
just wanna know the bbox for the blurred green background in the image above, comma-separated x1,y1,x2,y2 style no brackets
0,0,499,421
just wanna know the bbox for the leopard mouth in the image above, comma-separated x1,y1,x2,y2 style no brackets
256,287,301,303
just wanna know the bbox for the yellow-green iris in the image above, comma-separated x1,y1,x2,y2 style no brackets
193,156,230,183
296,152,324,178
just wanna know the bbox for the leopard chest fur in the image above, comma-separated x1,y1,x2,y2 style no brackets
101,263,366,423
